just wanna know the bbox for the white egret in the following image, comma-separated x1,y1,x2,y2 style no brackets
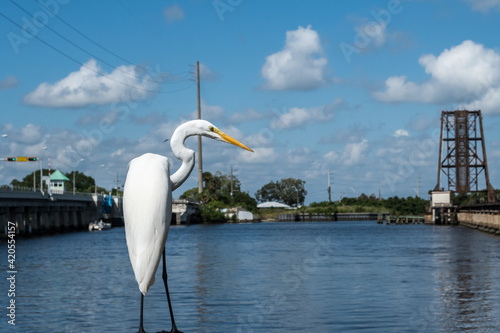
123,119,253,333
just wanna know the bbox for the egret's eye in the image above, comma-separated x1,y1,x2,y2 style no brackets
209,126,215,132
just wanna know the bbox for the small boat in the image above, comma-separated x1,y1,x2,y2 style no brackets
89,220,112,231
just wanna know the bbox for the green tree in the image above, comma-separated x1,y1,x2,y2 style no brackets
255,178,307,206
64,171,105,193
9,170,105,193
199,201,227,223
180,171,257,211
11,169,50,189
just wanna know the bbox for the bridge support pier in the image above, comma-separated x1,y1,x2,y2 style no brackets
71,210,78,229
11,207,25,234
30,208,40,234
51,207,60,231
0,208,8,234
61,207,69,230
458,210,500,234
40,209,49,233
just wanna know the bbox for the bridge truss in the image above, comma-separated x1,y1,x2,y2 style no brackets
434,110,496,203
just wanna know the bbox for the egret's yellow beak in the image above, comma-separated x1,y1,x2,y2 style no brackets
214,128,254,152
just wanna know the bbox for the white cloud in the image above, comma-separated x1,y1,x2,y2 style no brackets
189,100,225,120
319,126,368,144
24,59,161,108
342,139,368,165
374,40,500,114
77,109,121,126
163,5,184,24
229,108,266,124
245,131,274,147
323,139,368,166
111,148,126,158
271,99,342,130
238,147,277,164
465,0,500,12
19,124,44,144
0,76,18,90
358,22,387,48
394,129,409,137
323,150,340,163
199,63,217,82
262,25,328,91
1,123,44,146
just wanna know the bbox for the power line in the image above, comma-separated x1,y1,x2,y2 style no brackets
0,10,194,94
0,10,146,92
35,0,192,81
9,0,141,80
35,0,136,67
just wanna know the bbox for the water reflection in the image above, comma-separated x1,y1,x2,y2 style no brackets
433,227,500,331
8,222,500,332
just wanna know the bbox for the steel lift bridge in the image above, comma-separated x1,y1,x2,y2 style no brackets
434,110,496,203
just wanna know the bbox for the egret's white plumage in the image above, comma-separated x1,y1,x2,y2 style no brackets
124,153,171,295
123,119,253,332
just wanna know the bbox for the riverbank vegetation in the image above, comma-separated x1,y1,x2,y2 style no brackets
7,170,432,223
180,171,258,222
257,195,429,221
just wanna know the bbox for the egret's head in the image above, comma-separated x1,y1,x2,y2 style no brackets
203,122,254,152
172,119,254,152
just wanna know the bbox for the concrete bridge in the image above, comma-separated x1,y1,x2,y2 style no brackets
0,190,121,236
0,190,200,237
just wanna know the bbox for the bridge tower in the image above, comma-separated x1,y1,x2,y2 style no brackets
434,110,495,203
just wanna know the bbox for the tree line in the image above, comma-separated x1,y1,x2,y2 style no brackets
6,170,108,194
310,194,428,215
6,169,431,216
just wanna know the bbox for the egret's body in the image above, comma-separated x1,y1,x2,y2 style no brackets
124,153,171,295
123,120,252,333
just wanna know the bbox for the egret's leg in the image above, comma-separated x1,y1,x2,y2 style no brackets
157,248,183,333
138,293,146,333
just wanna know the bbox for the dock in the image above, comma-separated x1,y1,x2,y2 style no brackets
457,206,500,235
279,212,389,222
382,215,425,224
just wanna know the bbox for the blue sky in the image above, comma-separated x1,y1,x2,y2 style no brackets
1,0,500,203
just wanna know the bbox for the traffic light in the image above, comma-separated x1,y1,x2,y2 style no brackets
4,157,37,162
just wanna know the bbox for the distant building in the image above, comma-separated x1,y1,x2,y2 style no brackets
50,170,70,194
431,191,453,223
257,201,293,209
220,207,254,222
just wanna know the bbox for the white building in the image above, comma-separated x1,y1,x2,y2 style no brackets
431,191,452,223
50,170,70,194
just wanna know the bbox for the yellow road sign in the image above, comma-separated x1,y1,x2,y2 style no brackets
17,156,27,162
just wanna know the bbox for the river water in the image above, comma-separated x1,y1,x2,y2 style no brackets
4,221,500,332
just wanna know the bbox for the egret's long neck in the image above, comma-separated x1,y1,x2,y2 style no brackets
170,123,197,191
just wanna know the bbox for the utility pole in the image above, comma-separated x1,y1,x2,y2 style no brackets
33,164,36,192
197,61,203,194
116,172,120,195
73,171,75,195
416,173,420,198
230,166,234,198
40,159,43,194
328,170,332,203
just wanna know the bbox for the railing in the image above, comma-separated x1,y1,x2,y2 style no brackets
0,186,119,197
0,185,36,192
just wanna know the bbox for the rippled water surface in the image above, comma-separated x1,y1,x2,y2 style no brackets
4,221,500,332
